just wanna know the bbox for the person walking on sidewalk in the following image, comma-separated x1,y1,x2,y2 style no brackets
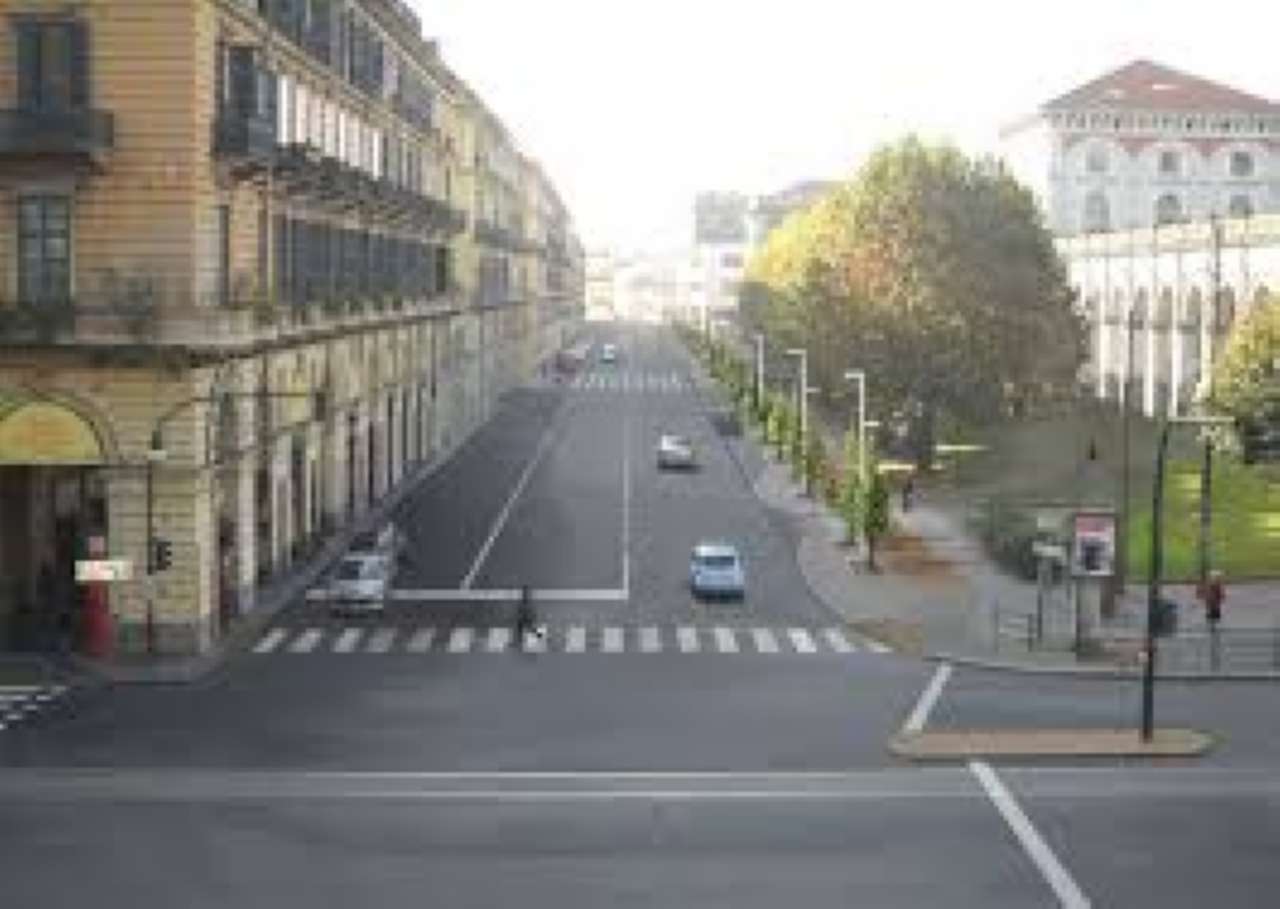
1199,570,1225,670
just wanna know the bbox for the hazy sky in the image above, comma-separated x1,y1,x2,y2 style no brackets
411,0,1280,253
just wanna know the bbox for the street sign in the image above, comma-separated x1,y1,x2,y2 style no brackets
1071,510,1116,578
75,559,134,583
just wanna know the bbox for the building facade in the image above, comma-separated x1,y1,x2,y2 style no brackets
1061,215,1279,418
1002,60,1280,237
0,0,581,656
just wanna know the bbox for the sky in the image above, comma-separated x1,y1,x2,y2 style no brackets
410,0,1280,254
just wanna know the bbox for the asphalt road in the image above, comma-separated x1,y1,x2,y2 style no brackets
2,323,1278,907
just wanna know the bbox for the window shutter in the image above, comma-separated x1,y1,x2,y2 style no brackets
68,22,90,108
230,46,254,117
16,22,42,109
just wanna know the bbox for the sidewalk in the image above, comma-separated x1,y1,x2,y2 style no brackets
53,391,556,687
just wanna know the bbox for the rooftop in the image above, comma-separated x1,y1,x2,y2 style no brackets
1043,59,1280,115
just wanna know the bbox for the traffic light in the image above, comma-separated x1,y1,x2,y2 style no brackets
152,537,173,573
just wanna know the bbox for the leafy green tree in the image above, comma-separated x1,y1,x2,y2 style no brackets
839,429,865,544
1211,293,1280,422
805,432,826,497
746,137,1083,468
864,468,891,571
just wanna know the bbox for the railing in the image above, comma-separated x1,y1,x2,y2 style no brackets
213,112,277,160
1097,626,1280,675
0,107,114,159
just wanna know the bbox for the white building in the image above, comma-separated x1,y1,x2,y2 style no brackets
1001,60,1280,236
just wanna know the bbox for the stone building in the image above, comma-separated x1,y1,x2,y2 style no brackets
1002,60,1280,236
0,0,582,656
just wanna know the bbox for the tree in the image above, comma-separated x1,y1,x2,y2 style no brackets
746,137,1084,469
1211,293,1280,423
864,468,890,572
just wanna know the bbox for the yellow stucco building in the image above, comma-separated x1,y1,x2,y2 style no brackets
0,0,582,656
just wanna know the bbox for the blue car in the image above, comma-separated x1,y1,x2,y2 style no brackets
690,542,746,600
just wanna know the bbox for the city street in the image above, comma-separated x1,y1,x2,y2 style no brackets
1,326,1278,907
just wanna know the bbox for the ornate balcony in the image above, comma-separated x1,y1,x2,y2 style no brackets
212,112,277,177
0,107,114,168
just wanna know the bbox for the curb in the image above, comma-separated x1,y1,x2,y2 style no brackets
889,727,1217,761
930,650,1280,682
67,390,552,687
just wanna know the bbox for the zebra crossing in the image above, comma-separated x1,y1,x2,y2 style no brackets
571,371,689,393
250,623,884,658
0,684,71,733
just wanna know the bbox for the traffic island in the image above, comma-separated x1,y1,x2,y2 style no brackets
890,727,1216,761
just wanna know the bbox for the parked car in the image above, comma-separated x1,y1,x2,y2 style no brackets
689,542,746,600
657,433,697,470
350,523,406,560
328,553,395,614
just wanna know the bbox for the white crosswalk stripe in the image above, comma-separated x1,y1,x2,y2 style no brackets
334,627,363,653
406,627,436,653
523,627,548,652
752,628,779,654
253,623,890,657
788,628,818,654
365,628,397,654
253,628,289,654
288,628,324,653
822,628,855,653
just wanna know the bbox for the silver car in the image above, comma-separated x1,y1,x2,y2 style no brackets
328,553,394,614
657,433,696,470
689,542,746,600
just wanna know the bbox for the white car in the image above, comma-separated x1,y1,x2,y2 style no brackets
657,433,696,470
600,343,618,364
328,553,394,613
689,542,746,600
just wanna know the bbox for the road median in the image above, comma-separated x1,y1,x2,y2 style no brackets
890,727,1215,761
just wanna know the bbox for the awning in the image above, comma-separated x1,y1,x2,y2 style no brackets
0,390,105,465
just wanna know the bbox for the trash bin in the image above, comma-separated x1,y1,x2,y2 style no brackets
1154,598,1179,637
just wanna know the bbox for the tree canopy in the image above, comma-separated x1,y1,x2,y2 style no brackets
1211,293,1280,422
745,137,1084,465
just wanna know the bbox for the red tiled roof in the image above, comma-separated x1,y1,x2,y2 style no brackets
1044,60,1280,114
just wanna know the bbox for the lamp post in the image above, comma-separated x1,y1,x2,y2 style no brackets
844,369,868,493
1142,413,1232,741
753,332,765,415
785,348,808,444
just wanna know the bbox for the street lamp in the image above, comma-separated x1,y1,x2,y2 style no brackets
785,348,808,444
1141,412,1232,741
144,433,167,655
844,369,869,494
753,332,765,415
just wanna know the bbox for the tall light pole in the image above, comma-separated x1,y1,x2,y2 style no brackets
753,332,765,414
786,347,808,445
1142,413,1232,741
844,369,868,493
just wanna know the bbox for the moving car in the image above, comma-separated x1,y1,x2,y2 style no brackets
600,343,618,364
328,553,395,614
689,542,746,600
657,433,697,470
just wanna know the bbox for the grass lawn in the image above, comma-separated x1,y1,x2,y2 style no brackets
1127,459,1280,580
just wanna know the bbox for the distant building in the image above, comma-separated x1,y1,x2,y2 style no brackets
1002,59,1280,236
585,250,616,322
691,192,751,328
746,180,838,248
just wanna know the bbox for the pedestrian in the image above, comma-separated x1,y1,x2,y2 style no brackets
1201,570,1225,628
901,473,916,513
513,585,542,649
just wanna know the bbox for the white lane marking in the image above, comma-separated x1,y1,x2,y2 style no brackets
406,628,436,653
823,628,855,654
565,626,587,653
487,627,513,652
391,588,627,603
903,663,952,735
523,627,548,652
253,628,289,654
288,628,324,654
788,628,817,654
677,626,700,653
622,415,632,595
0,686,41,695
970,761,1091,908
714,627,739,653
333,628,363,653
447,627,474,653
752,628,779,654
602,627,624,653
365,628,397,654
460,410,562,590
639,627,661,653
